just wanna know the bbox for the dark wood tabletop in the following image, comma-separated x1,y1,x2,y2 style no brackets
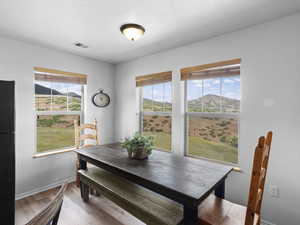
75,144,233,225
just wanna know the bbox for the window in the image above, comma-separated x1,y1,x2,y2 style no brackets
136,72,172,151
183,59,240,164
34,68,86,154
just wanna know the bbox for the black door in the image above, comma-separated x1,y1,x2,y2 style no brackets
0,80,15,225
0,133,15,224
0,81,15,133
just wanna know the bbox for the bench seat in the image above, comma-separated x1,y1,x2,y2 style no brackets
78,166,183,225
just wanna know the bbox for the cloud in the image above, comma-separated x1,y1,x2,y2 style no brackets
224,77,240,84
191,79,222,88
223,79,234,84
223,79,235,84
211,79,220,85
223,91,240,100
153,89,164,101
208,87,219,91
191,80,203,87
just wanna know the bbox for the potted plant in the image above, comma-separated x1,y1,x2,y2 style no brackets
121,133,154,160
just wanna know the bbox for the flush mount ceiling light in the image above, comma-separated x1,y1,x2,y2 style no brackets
120,23,145,41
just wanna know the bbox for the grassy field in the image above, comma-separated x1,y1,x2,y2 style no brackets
143,132,171,152
143,131,237,163
143,98,172,112
188,136,237,163
36,95,81,111
37,127,75,152
37,127,237,163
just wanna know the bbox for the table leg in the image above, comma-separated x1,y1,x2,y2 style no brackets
78,159,100,197
79,158,87,170
183,205,199,225
215,180,225,199
80,182,90,202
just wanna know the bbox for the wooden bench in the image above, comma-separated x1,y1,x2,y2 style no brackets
78,166,183,225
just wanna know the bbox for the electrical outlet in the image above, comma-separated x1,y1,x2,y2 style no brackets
269,185,279,198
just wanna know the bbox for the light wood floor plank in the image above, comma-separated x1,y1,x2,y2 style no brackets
15,183,144,225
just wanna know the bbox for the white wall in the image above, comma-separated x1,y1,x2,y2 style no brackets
0,37,115,198
114,13,300,225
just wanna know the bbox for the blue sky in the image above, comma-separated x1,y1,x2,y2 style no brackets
143,76,240,102
187,76,240,101
143,82,172,102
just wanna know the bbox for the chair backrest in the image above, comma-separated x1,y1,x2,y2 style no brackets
245,131,273,225
74,119,99,148
25,183,68,225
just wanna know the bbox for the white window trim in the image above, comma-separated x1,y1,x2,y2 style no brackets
138,86,173,152
183,80,240,166
135,71,242,169
36,111,82,116
33,84,85,157
33,147,76,158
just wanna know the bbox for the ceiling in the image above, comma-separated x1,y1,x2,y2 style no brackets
0,0,300,63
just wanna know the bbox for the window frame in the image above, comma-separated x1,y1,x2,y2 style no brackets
138,83,173,152
33,78,85,157
184,79,240,166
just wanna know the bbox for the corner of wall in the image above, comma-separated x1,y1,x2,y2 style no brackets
111,63,119,142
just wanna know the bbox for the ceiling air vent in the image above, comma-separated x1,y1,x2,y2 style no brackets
74,42,88,48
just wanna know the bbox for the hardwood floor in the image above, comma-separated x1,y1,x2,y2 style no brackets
15,183,144,225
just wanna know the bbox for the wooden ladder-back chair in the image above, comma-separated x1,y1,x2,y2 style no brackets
25,183,68,225
74,119,99,186
199,131,273,225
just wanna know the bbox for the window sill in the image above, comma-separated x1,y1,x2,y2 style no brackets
232,167,242,173
33,148,76,158
186,154,242,173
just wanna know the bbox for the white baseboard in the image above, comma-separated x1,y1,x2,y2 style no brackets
262,219,276,225
15,176,76,200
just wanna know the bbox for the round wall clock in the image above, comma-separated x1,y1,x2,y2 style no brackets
92,89,110,107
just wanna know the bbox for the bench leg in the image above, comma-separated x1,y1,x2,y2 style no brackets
94,190,100,196
80,182,90,202
90,187,95,195
90,187,100,196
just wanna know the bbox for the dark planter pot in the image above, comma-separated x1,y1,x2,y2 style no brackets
128,147,149,160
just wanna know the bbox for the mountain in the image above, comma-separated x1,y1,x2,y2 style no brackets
188,94,240,112
66,92,81,98
35,84,81,98
143,94,239,112
35,84,62,95
143,98,172,111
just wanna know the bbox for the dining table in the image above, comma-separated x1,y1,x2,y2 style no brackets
75,143,233,225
